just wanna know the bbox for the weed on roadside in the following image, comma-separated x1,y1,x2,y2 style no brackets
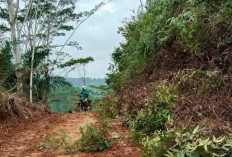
37,126,71,150
66,123,111,153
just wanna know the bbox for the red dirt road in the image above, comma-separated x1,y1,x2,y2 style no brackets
0,113,141,157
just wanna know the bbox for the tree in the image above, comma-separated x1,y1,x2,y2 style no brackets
60,56,94,85
1,0,109,103
5,0,32,95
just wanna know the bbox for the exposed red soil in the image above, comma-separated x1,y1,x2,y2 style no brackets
0,113,141,157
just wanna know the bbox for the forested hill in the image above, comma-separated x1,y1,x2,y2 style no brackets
66,77,106,87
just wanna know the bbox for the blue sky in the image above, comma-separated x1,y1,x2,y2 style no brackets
55,0,145,78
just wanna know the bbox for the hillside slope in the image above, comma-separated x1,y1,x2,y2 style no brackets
104,0,232,156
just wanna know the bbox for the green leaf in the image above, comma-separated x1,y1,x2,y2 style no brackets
193,126,199,135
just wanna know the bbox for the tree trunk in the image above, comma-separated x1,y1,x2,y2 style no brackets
29,31,36,103
44,16,51,105
83,64,86,86
7,0,23,95
29,0,39,103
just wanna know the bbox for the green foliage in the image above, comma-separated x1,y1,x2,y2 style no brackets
106,72,123,91
38,126,71,150
130,130,146,144
50,76,72,89
97,95,121,119
108,0,184,87
21,46,50,101
142,128,176,157
48,86,78,113
107,0,232,90
48,81,109,113
38,135,60,149
38,122,111,153
104,0,232,156
67,123,111,153
0,41,16,90
128,101,172,134
22,46,49,69
1,0,107,103
22,47,73,102
156,84,179,105
59,56,94,68
142,126,232,157
88,84,112,106
173,70,224,95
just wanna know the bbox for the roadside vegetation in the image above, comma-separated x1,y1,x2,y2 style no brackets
38,111,112,154
102,0,232,156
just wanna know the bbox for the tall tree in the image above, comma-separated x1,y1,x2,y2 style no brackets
6,0,23,95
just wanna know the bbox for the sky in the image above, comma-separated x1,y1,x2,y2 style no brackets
56,0,145,78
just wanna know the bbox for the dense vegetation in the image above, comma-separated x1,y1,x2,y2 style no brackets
103,0,232,156
0,0,106,118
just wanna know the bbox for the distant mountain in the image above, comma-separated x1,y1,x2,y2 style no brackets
66,77,106,88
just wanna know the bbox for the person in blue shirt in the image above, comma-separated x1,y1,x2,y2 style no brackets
76,86,89,104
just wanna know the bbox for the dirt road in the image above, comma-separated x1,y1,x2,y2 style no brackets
0,113,141,157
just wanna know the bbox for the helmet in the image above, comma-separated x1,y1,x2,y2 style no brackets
82,86,86,90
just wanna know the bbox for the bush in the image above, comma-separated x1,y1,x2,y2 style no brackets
38,127,71,150
142,125,232,157
68,123,111,152
173,70,224,96
97,95,121,119
128,101,171,134
154,83,179,105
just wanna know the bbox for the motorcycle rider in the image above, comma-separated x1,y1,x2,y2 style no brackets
76,86,90,106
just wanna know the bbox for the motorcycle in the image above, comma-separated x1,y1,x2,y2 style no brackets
76,95,91,112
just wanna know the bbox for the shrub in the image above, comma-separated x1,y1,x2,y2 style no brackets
68,123,111,152
154,84,179,105
38,134,60,150
97,95,121,119
38,127,71,150
173,70,224,95
130,130,146,143
142,125,232,157
128,101,172,134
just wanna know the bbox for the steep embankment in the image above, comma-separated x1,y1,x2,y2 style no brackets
0,113,141,157
107,0,232,133
104,0,232,156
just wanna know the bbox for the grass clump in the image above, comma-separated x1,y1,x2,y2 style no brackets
66,123,111,153
38,121,111,154
38,134,60,149
38,126,71,150
77,124,111,152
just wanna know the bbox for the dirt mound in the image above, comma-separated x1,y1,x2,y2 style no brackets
0,92,47,120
